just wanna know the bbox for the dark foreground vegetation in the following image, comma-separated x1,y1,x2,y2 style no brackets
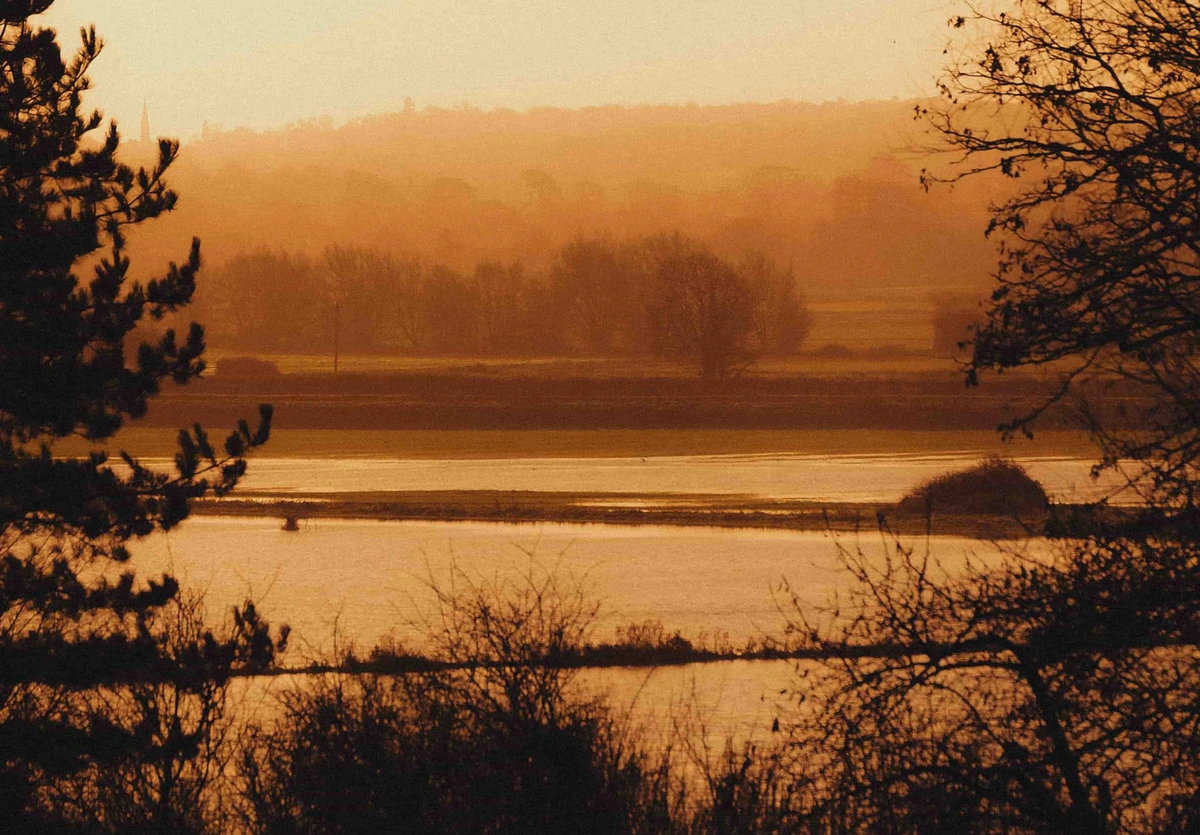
12,533,1200,835
8,0,1200,833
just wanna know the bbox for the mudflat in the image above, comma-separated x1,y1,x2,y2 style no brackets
198,489,1056,540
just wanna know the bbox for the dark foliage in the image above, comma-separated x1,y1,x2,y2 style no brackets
781,4,1200,831
14,590,283,835
0,0,271,541
897,456,1049,517
925,0,1200,507
238,569,678,835
0,3,279,828
786,531,1200,835
239,568,812,835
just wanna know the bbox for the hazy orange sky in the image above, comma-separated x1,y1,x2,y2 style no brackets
41,1,956,139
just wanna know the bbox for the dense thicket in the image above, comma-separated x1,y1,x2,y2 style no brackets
237,569,798,835
785,531,1200,835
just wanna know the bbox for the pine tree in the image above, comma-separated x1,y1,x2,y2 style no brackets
0,2,277,826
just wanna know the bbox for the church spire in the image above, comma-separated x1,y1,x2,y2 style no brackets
140,100,150,144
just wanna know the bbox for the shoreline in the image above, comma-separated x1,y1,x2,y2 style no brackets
195,490,1052,539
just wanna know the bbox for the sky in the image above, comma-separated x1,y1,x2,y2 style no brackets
40,1,957,140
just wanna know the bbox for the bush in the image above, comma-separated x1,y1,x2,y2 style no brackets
237,568,677,835
897,457,1049,516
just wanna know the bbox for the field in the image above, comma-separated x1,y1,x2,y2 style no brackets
67,427,1100,460
112,355,1115,437
207,351,961,378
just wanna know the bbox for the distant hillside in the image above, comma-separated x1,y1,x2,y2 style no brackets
121,99,1007,302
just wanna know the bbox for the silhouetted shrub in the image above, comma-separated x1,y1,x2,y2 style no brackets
237,569,679,835
897,457,1048,516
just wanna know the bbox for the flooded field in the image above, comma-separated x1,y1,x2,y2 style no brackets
132,516,1007,652
135,514,1027,741
127,433,1094,740
213,450,1124,504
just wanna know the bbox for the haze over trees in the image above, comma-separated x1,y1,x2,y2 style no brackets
119,101,1006,307
188,235,810,376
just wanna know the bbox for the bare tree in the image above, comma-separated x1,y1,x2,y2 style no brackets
785,530,1200,835
550,237,642,354
738,252,812,357
473,261,530,355
323,245,426,353
645,236,758,378
925,0,1200,507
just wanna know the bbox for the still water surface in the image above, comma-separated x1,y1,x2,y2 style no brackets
136,515,1026,738
133,516,1002,651
206,451,1127,503
136,447,1082,737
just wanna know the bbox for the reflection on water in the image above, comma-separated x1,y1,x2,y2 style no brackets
147,515,1034,744
132,516,1000,652
140,451,1129,503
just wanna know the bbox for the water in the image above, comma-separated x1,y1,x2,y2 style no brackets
133,516,997,652
157,450,1129,503
139,514,999,741
128,446,1081,739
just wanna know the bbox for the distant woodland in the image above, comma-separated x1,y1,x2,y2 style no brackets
121,100,1008,360
189,236,808,372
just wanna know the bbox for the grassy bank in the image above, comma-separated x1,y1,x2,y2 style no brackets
122,365,1124,432
58,426,1099,459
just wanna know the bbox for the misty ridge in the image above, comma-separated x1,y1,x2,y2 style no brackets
115,100,1013,363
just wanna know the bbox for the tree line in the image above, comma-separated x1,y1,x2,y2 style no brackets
7,0,1200,832
192,235,811,376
